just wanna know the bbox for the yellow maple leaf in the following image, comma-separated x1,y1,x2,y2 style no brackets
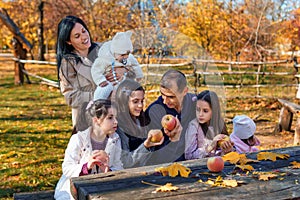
258,173,277,181
223,179,239,187
257,152,290,161
290,161,300,169
235,164,254,171
154,163,191,177
222,152,244,164
155,183,179,192
203,176,238,187
239,157,259,165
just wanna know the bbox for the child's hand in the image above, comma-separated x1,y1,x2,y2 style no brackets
88,150,110,173
164,117,182,142
207,134,228,153
214,134,234,153
219,139,234,153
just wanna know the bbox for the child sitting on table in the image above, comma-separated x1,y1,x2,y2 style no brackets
230,115,261,153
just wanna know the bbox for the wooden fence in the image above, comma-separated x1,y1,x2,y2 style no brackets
9,56,299,99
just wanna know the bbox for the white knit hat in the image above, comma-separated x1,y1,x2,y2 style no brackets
110,31,133,55
232,115,256,139
93,82,113,101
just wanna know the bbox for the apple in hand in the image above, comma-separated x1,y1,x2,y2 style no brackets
161,114,177,131
207,156,224,172
150,129,163,143
217,135,230,147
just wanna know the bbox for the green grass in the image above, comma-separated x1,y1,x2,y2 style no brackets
0,67,71,199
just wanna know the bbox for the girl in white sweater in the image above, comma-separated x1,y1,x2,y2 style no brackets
54,99,122,200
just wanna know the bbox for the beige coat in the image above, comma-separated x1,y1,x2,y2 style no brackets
59,44,100,128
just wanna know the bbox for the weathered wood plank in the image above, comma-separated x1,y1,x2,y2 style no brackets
278,99,300,114
277,99,300,145
13,190,54,200
71,146,300,200
278,106,293,131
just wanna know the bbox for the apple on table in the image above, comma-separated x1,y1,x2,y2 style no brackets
207,156,224,172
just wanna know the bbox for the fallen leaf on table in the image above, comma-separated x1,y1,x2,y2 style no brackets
222,152,245,164
239,157,259,165
258,173,277,181
200,176,239,188
235,164,254,171
141,181,179,192
257,152,290,161
154,163,191,177
155,183,179,192
290,161,300,169
223,179,239,187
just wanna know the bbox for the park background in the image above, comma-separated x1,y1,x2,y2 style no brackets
0,0,300,199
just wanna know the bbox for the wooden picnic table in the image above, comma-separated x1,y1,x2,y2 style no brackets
70,146,300,200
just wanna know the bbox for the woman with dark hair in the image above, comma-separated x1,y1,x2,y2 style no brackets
185,90,233,160
114,79,164,168
56,15,101,132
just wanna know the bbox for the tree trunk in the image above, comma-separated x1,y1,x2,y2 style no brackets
38,1,45,61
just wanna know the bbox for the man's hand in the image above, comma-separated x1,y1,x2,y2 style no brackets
164,117,182,142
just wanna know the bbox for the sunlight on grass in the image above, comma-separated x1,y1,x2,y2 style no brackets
0,80,71,199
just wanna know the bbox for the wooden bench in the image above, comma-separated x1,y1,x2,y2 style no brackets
277,98,300,145
13,190,54,200
70,146,300,200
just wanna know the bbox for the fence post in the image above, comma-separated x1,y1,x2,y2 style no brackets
256,64,261,96
192,58,197,94
11,37,30,85
294,57,300,99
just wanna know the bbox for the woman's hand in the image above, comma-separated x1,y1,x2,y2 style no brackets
87,150,110,173
105,68,129,85
164,117,182,142
144,130,164,148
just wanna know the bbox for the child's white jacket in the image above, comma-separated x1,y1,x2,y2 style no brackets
91,41,143,86
54,127,123,200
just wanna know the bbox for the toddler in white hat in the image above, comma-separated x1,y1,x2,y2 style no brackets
91,30,143,100
230,115,260,153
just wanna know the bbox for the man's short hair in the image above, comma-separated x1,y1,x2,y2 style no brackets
160,69,187,93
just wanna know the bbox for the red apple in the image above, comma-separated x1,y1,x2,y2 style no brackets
150,129,163,143
161,114,177,131
207,156,224,172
